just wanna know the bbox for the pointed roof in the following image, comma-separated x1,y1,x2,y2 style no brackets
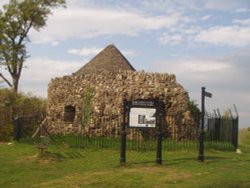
75,44,136,75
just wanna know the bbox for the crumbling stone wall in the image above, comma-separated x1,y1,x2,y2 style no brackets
47,70,196,138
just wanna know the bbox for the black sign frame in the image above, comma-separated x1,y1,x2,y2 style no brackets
120,98,165,165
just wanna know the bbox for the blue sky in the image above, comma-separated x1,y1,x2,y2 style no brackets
0,0,250,128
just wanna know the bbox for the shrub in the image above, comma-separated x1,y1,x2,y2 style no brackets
0,89,47,142
0,124,13,142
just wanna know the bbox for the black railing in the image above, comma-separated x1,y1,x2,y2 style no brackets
205,114,238,150
14,111,238,152
13,114,44,141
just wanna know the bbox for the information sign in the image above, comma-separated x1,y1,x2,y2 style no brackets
120,98,165,165
129,108,156,128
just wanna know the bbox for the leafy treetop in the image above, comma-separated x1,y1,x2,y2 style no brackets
0,0,66,92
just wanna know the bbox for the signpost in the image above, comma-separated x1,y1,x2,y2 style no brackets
198,87,212,162
120,98,165,165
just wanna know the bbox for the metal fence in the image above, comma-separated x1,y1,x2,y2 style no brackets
204,113,239,150
15,112,238,152
13,115,43,141
46,113,200,151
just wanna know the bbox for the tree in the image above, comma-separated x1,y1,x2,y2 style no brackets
0,0,66,92
187,100,200,115
187,100,200,123
0,88,47,142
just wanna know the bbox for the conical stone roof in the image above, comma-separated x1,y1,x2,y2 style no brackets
75,44,135,75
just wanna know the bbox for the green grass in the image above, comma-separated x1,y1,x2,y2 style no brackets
1,129,250,188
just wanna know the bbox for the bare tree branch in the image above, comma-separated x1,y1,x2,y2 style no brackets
0,72,12,87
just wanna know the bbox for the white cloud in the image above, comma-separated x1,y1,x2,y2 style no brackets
158,25,201,45
68,46,136,57
20,57,83,96
158,33,183,45
233,19,250,26
235,8,250,13
1,57,82,96
183,27,201,35
154,58,231,75
68,47,102,57
51,41,59,46
24,57,82,79
195,26,250,47
201,15,211,21
121,49,136,57
204,0,249,10
30,6,183,45
139,0,249,12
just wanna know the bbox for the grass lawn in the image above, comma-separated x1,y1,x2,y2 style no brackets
1,129,250,188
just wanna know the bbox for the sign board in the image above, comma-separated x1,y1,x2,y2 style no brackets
128,99,158,128
204,91,212,98
132,100,154,107
129,108,156,128
120,98,165,165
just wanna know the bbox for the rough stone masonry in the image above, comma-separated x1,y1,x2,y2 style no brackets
46,44,197,140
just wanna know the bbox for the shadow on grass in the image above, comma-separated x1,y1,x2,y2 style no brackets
64,151,84,159
164,155,228,166
41,151,66,161
201,156,229,164
43,151,85,161
122,150,228,166
126,160,156,165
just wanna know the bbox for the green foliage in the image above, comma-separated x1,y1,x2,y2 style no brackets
81,87,94,126
0,124,13,142
0,88,47,142
0,89,16,130
0,0,66,91
187,100,200,123
187,100,200,115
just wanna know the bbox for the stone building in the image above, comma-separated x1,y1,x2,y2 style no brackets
46,44,196,139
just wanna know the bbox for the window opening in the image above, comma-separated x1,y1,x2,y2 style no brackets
64,105,75,123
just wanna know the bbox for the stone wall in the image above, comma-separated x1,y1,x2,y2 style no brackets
47,70,196,138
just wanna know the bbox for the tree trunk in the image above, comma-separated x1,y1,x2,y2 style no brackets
12,75,19,93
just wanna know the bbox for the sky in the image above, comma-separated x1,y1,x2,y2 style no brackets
0,0,250,128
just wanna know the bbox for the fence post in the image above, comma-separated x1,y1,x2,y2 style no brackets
120,99,127,165
156,100,164,165
198,88,205,162
232,105,239,150
13,117,21,141
214,109,221,141
234,116,239,149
